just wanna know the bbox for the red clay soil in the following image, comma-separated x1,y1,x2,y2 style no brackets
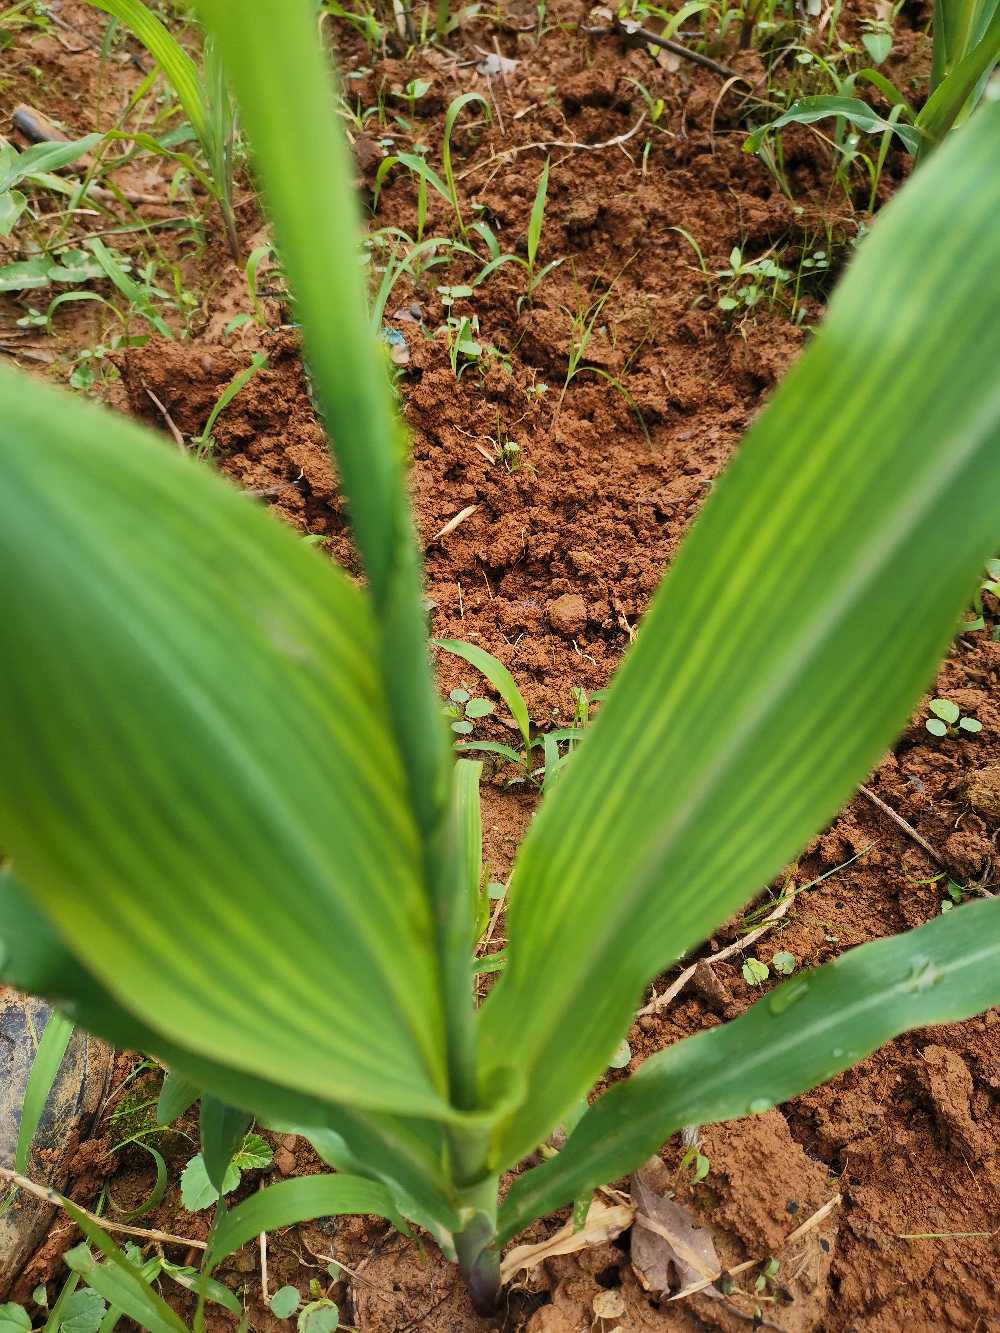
1,0,998,1329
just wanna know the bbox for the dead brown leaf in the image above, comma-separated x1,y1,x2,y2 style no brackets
630,1158,721,1297
500,1199,635,1284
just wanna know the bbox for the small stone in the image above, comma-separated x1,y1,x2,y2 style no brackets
966,766,1000,820
592,1290,625,1320
548,592,587,637
274,1147,296,1176
691,960,732,1011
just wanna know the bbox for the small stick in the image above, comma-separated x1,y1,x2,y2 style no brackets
260,1225,269,1302
636,843,875,1017
457,116,646,179
668,1193,842,1301
857,784,994,893
142,383,186,451
636,901,791,1017
430,504,478,543
0,1165,207,1250
582,13,743,81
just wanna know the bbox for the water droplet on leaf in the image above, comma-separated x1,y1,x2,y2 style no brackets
902,958,943,993
768,980,809,1014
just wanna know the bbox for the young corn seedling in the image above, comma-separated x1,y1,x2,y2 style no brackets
85,0,243,262
1,1,1000,1320
470,159,564,309
375,92,491,238
745,0,1000,167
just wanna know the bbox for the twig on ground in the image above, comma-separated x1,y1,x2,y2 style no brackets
636,902,790,1017
430,504,479,543
457,116,646,180
668,1194,842,1301
582,10,744,81
0,1165,206,1250
636,843,876,1017
857,783,994,894
260,1224,269,1302
143,383,186,451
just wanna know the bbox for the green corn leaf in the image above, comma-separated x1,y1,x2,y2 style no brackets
156,1072,200,1127
442,93,490,235
932,0,999,86
0,368,452,1123
453,759,484,942
14,1009,74,1174
526,158,549,274
0,871,459,1236
0,135,102,193
62,1211,187,1333
743,95,922,155
498,899,1000,1242
200,1096,252,1195
434,640,532,752
84,0,207,142
205,1175,404,1270
916,4,1000,152
480,100,1000,1170
191,1,468,1100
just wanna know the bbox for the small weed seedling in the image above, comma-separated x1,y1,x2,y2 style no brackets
716,246,793,316
468,160,564,309
679,1143,710,1183
180,1130,272,1209
444,687,495,736
925,698,982,737
189,353,268,458
741,956,770,985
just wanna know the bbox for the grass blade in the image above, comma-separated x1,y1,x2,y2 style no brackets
14,1010,74,1174
62,1210,187,1333
442,93,490,235
480,100,1000,1169
199,1096,251,1195
434,640,532,753
85,0,206,142
497,898,1000,1241
205,1175,404,1269
526,158,549,275
744,95,921,155
156,1072,200,1127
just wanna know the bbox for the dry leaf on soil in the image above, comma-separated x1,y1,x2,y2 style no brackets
630,1158,722,1297
500,1199,635,1283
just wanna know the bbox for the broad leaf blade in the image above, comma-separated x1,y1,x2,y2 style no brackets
0,871,459,1236
498,899,1000,1242
199,1097,251,1195
744,95,921,155
62,1218,187,1333
85,0,207,142
205,1175,403,1270
15,1010,74,1174
0,367,448,1120
192,0,471,1106
480,101,1000,1169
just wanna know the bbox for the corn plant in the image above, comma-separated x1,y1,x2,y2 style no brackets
1,0,999,1319
85,0,242,261
746,0,1000,163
